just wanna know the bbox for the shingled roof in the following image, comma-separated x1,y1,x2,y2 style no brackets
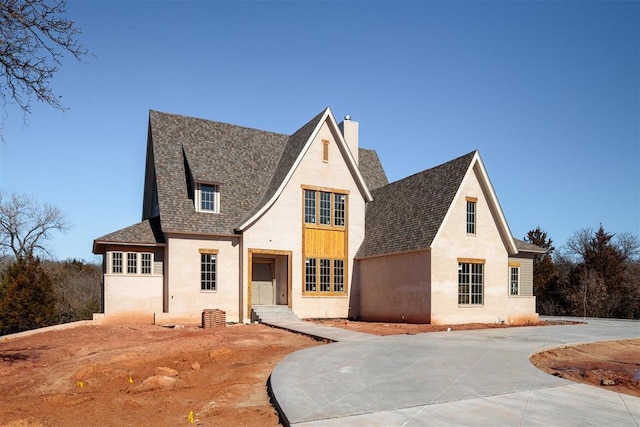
356,151,477,258
148,110,290,235
93,217,165,253
513,238,547,253
91,108,385,251
358,148,388,191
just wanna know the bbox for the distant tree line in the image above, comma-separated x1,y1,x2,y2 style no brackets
0,192,100,335
526,225,640,319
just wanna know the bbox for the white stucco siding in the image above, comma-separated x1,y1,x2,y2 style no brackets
165,235,241,322
431,166,518,325
242,120,366,320
103,274,163,315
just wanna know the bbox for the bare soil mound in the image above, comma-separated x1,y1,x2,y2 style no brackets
0,323,319,426
530,339,640,397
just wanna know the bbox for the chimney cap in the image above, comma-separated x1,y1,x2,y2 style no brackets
344,115,351,121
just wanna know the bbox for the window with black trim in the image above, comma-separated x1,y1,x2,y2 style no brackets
466,197,477,234
201,252,217,291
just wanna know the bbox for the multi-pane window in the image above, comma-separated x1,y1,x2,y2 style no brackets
305,257,346,294
141,253,152,275
304,190,316,224
334,194,345,226
333,260,344,292
196,183,220,213
305,258,317,292
110,252,153,275
303,189,347,227
112,252,123,274
127,253,137,274
201,253,216,291
466,199,476,234
510,266,520,296
319,192,331,225
320,259,331,291
458,262,483,305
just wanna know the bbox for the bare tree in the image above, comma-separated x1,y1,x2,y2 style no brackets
0,192,70,259
0,0,89,126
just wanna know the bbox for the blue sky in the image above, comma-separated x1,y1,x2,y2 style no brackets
1,0,638,262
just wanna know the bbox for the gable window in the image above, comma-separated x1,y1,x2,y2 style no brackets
304,190,316,224
334,194,345,226
466,197,477,235
320,192,331,225
196,183,220,213
303,188,348,228
109,251,154,275
509,264,520,296
200,250,217,291
458,259,484,305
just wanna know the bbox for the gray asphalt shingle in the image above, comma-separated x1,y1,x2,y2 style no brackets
356,151,477,258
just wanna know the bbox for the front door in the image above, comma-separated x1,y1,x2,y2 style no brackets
251,260,274,305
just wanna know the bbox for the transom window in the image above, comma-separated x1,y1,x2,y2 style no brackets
458,261,484,305
305,258,346,294
510,266,520,296
196,183,220,213
466,197,477,234
201,252,217,291
110,251,153,275
303,189,347,227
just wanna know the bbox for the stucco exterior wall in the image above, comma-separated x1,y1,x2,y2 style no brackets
430,165,537,325
103,274,163,315
102,247,164,317
242,120,366,321
165,235,241,322
353,250,431,323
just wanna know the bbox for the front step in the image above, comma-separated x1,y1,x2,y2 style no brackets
252,305,300,324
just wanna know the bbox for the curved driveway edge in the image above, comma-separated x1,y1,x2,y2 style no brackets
269,318,640,426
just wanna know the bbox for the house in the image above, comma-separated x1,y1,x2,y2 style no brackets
92,107,542,325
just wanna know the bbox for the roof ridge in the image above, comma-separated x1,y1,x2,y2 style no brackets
149,109,289,138
382,150,477,188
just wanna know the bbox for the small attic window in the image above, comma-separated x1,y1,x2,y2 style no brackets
196,183,220,213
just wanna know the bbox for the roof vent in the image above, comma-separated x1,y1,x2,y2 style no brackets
344,115,351,121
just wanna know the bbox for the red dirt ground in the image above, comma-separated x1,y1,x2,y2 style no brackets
0,319,637,426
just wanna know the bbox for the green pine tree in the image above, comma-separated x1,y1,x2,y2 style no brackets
0,256,57,334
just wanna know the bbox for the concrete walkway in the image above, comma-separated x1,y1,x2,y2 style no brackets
266,318,640,426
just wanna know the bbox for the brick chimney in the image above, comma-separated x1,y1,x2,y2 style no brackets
338,115,358,165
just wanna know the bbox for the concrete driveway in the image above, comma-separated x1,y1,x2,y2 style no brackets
268,318,640,426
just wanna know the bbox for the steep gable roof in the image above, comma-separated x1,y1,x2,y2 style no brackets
358,148,388,190
147,110,289,235
235,107,373,231
357,151,477,258
144,108,379,237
